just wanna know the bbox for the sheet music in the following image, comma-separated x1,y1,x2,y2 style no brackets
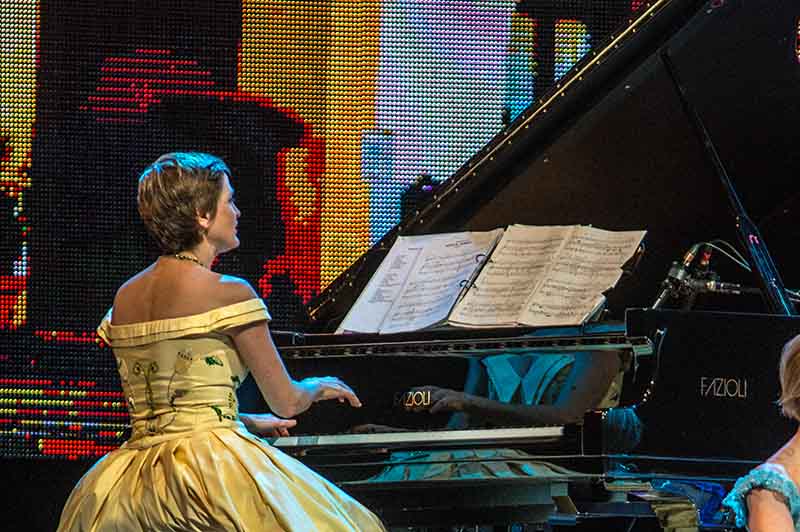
448,225,573,327
336,230,502,334
378,230,503,334
336,235,432,333
519,226,646,326
338,224,644,333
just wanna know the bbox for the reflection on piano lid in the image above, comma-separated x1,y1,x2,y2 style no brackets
273,331,641,451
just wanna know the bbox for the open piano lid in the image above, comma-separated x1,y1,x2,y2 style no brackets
304,0,800,332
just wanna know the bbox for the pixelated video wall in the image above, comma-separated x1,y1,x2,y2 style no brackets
1,0,641,459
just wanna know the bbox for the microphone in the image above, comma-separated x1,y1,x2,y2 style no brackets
685,279,761,295
651,243,702,309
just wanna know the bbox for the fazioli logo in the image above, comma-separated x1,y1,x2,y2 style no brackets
394,390,432,408
699,377,748,399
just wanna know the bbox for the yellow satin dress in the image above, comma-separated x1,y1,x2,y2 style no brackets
57,298,386,532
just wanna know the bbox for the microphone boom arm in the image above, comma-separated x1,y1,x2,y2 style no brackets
659,49,795,316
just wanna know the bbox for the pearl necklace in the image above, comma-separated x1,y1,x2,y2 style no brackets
173,253,205,268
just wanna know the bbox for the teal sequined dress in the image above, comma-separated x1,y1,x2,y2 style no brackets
722,463,800,530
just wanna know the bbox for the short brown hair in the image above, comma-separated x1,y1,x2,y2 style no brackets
137,152,230,254
779,334,800,420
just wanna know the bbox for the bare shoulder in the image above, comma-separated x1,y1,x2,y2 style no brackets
768,451,800,491
210,274,260,307
111,263,259,323
760,461,797,486
111,265,157,322
113,266,152,302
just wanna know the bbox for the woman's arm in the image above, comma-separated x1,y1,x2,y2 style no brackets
215,279,360,418
230,320,361,418
747,488,794,532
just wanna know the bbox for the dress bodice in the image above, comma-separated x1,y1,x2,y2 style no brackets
61,297,386,531
97,298,270,447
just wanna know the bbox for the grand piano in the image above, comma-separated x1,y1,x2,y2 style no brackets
261,0,800,529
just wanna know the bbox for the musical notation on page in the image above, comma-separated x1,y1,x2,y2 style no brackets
448,225,572,326
337,224,645,333
336,230,503,334
520,226,645,326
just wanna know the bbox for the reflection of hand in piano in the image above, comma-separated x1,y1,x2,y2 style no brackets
406,385,475,415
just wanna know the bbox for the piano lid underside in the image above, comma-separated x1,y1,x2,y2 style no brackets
460,1,800,317
308,0,800,330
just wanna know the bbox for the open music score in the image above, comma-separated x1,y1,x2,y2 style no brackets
336,230,503,334
519,226,645,327
336,224,645,334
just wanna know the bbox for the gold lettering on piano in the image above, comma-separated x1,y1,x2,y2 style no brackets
699,377,748,399
394,390,432,408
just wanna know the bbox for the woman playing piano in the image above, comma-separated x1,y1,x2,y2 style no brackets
723,334,800,531
57,152,385,531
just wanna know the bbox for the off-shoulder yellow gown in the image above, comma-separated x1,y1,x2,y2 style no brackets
57,299,386,531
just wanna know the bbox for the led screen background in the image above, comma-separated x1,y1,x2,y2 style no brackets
1,0,638,459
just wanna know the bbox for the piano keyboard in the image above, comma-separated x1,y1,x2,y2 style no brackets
270,426,565,450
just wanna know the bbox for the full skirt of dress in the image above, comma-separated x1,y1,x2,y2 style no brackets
58,427,386,532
